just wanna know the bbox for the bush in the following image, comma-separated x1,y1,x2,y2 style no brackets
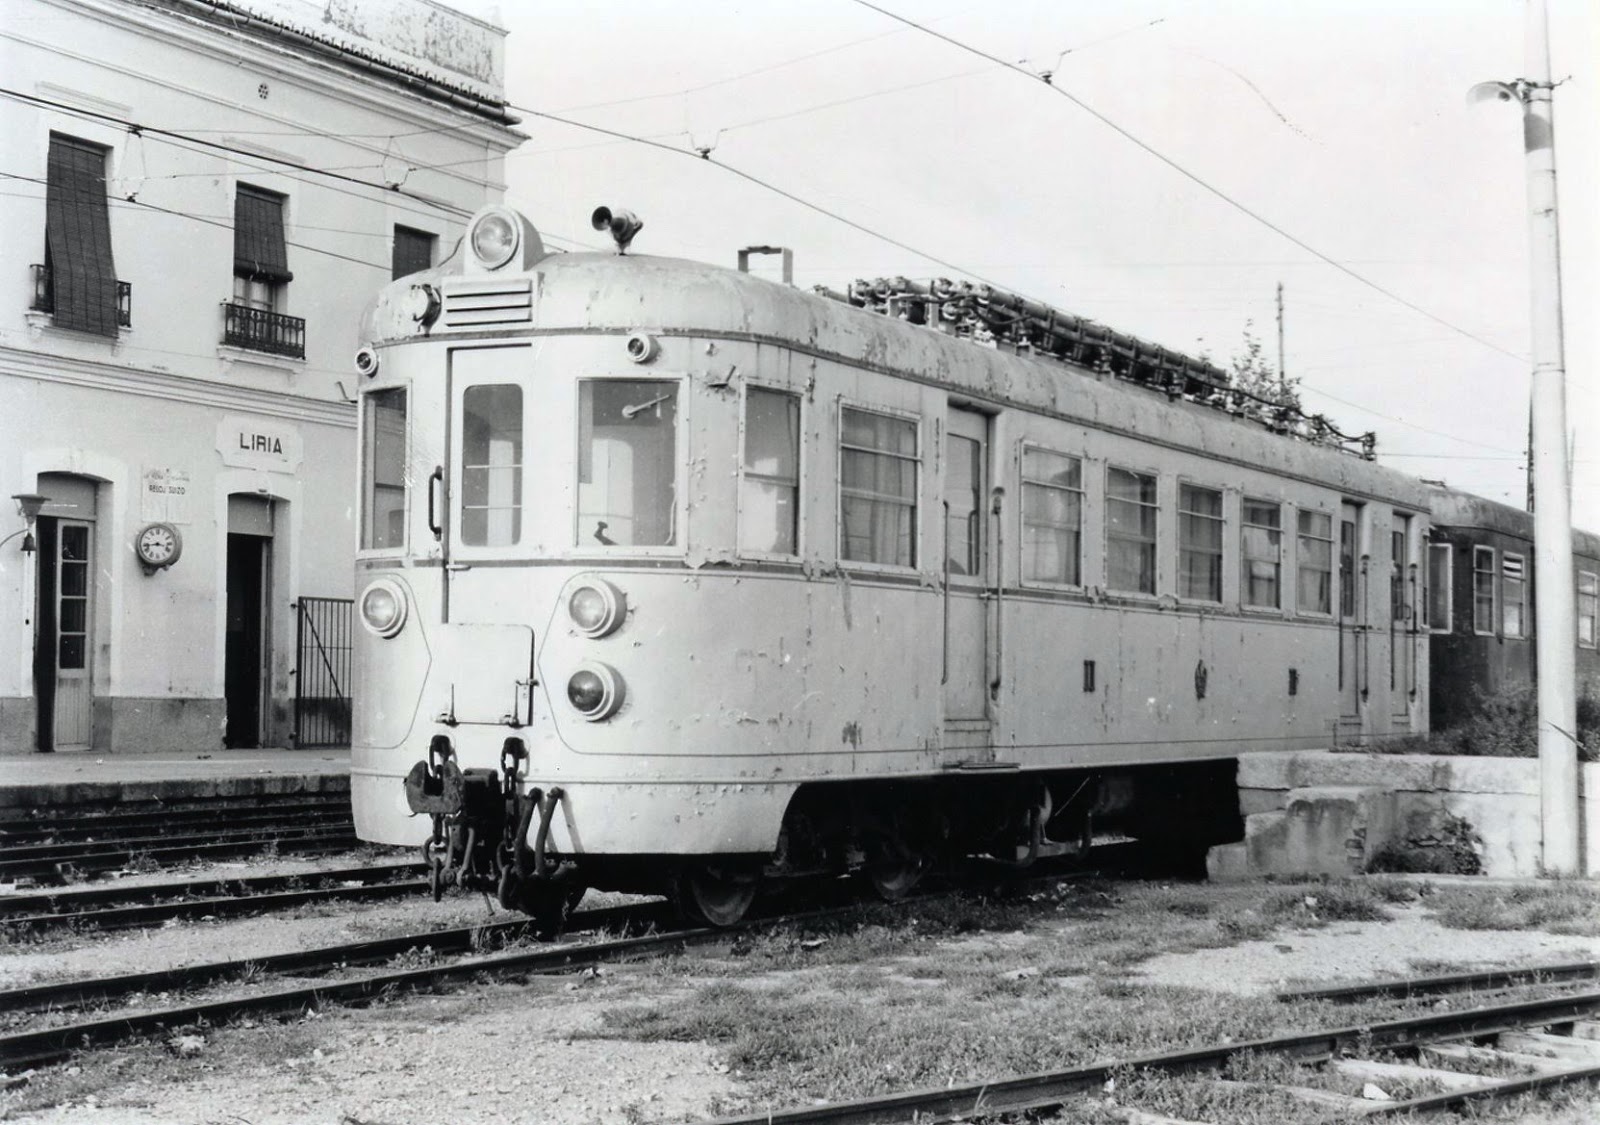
1369,686,1600,761
1368,815,1482,875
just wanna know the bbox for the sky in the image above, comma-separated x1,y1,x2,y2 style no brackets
481,0,1597,529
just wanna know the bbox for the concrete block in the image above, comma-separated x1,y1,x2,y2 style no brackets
1239,787,1290,816
1235,787,1396,878
1205,841,1252,882
1235,750,1327,790
1287,753,1448,792
1431,756,1540,797
1424,791,1541,877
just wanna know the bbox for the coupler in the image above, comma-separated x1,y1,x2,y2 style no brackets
402,735,580,934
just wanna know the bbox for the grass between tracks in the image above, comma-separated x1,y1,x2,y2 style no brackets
7,875,1597,1122
572,879,1397,1121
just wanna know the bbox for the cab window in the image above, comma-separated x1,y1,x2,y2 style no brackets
361,387,407,550
461,384,523,547
578,379,677,547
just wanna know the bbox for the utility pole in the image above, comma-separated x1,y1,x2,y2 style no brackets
1476,0,1581,873
1524,0,1579,875
1472,0,1581,873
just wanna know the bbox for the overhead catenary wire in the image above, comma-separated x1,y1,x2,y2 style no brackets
0,86,481,221
848,0,1529,366
508,101,1015,291
4,65,1527,460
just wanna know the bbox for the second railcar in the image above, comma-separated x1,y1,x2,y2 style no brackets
1425,483,1600,728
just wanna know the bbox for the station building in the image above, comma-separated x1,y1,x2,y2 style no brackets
0,0,522,754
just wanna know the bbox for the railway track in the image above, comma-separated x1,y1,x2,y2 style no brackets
0,867,1081,1067
0,898,697,1069
705,981,1600,1124
0,794,357,885
0,861,427,933
0,795,350,846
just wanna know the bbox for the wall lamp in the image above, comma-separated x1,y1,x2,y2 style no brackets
6,493,49,554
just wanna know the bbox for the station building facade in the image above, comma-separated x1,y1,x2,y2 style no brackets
0,0,523,754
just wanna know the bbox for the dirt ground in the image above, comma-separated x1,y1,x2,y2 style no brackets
4,873,1599,1124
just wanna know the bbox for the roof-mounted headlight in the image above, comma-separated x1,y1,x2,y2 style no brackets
470,208,519,270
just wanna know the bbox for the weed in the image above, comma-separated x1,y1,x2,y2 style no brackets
1427,883,1600,936
386,944,438,970
1262,881,1391,925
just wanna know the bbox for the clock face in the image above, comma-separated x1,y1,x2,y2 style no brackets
137,524,180,566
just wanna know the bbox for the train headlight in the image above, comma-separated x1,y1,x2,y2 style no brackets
359,578,409,638
469,207,520,270
567,662,625,721
568,579,627,638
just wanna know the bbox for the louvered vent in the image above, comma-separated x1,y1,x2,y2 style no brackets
442,278,533,327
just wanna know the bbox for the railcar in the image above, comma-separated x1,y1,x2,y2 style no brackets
350,203,1432,930
1424,483,1600,728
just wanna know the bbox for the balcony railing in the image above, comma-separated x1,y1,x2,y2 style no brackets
31,263,131,327
223,301,306,360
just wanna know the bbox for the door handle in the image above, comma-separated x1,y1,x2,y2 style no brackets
427,466,443,540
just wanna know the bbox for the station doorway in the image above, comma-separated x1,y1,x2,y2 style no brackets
224,496,274,748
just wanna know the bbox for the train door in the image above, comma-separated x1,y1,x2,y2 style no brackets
438,345,539,727
1336,500,1365,741
943,407,992,761
225,496,273,748
1389,512,1416,729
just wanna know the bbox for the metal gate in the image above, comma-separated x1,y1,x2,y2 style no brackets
293,596,353,747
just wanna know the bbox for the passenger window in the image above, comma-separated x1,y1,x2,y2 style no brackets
1472,546,1496,635
1580,571,1598,648
461,384,522,547
361,387,407,550
1022,448,1082,586
1106,467,1157,594
945,434,982,576
1178,484,1223,602
1427,543,1453,632
1243,498,1282,608
1501,554,1526,638
577,379,677,548
840,407,918,567
1297,511,1334,614
740,388,800,555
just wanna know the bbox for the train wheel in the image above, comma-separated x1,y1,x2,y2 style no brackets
867,855,924,902
675,863,759,927
863,806,931,902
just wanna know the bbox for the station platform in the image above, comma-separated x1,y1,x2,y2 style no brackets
0,748,350,810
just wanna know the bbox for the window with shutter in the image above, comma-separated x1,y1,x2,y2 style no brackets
392,225,436,279
234,185,293,284
44,133,120,337
225,185,305,358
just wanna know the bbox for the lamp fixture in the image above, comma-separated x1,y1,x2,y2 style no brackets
7,492,49,554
